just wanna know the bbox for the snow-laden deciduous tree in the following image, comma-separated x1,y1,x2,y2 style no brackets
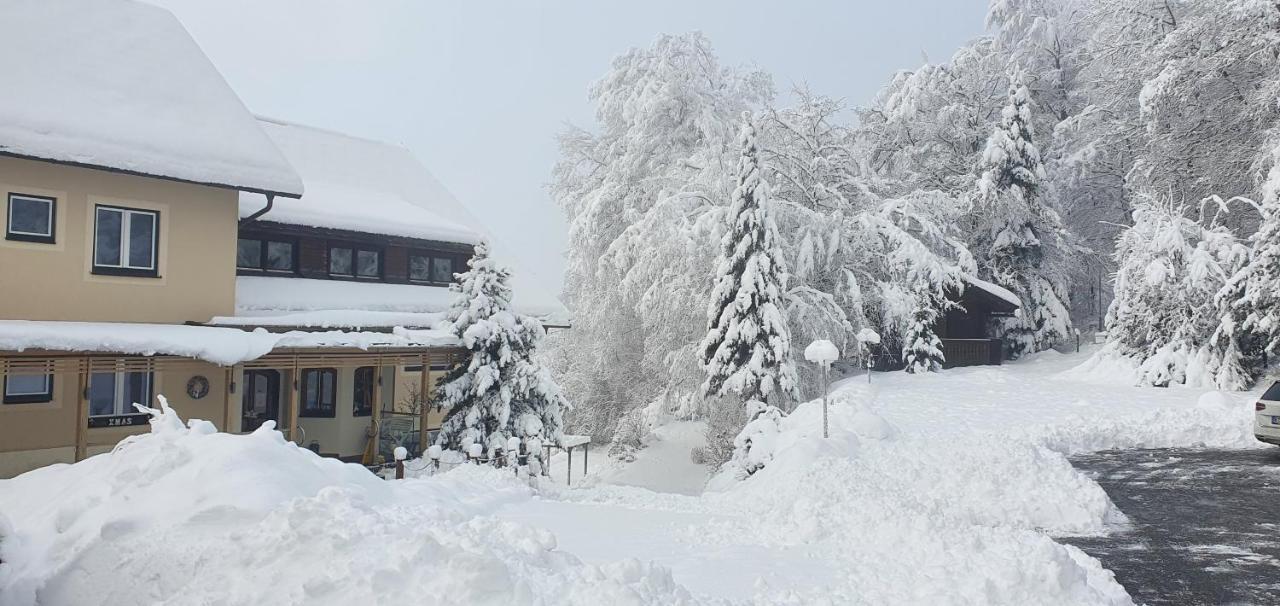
436,242,567,454
973,80,1071,357
550,32,772,441
702,113,798,406
1101,194,1251,387
1218,145,1280,384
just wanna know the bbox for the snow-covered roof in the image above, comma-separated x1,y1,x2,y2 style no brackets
0,0,303,197
240,119,482,244
962,275,1021,309
210,310,446,331
234,276,572,328
0,320,457,366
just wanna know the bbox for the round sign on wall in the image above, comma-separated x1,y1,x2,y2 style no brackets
186,375,210,400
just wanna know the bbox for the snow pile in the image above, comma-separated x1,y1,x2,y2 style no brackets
0,0,302,196
0,401,695,606
1030,391,1259,455
681,384,1131,603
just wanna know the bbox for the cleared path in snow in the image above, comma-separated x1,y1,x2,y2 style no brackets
595,420,710,495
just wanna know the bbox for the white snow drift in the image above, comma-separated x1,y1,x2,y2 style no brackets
0,399,694,606
0,350,1262,605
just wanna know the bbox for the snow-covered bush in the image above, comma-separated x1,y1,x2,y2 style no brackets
727,400,785,477
699,396,748,468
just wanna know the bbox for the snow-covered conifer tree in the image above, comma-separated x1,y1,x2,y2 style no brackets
435,242,566,454
902,289,946,373
701,113,798,405
974,79,1071,357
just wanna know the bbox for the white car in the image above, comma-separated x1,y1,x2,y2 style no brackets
1256,381,1280,446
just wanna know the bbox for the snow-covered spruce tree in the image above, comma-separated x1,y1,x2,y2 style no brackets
902,288,946,373
973,79,1070,357
435,242,566,454
701,113,798,406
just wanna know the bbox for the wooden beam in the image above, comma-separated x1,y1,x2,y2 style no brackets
371,355,383,461
74,357,89,461
288,358,300,445
418,353,430,454
223,366,236,432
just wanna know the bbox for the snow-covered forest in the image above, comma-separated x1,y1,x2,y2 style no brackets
550,0,1280,445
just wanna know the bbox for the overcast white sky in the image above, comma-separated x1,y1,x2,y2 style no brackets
148,0,986,293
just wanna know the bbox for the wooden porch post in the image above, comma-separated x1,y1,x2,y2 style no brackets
288,357,300,445
418,353,430,454
223,366,236,433
74,356,89,461
371,354,383,460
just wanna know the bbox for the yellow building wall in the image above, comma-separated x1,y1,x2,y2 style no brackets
0,362,231,478
0,155,238,323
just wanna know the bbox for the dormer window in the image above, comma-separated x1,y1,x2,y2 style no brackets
6,193,55,244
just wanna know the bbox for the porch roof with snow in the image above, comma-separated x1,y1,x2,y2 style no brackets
960,275,1021,314
0,0,303,198
0,320,459,367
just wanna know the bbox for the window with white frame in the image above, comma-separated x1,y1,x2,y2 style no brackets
6,193,56,243
87,371,152,426
3,373,53,404
93,205,159,277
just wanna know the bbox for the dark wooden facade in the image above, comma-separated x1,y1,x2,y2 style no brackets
936,282,1019,368
237,219,474,287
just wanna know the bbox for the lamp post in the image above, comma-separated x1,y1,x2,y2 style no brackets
804,339,839,439
393,446,408,479
856,329,881,384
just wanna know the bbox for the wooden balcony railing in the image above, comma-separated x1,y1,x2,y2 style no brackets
940,338,1004,368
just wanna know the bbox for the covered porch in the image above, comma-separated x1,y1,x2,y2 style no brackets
0,320,465,478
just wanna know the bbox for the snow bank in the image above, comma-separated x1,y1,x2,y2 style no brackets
0,402,696,605
0,0,302,196
685,384,1132,603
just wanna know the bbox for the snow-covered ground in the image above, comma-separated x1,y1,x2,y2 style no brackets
0,348,1262,605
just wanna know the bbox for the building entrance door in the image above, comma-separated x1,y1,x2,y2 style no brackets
241,369,281,432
